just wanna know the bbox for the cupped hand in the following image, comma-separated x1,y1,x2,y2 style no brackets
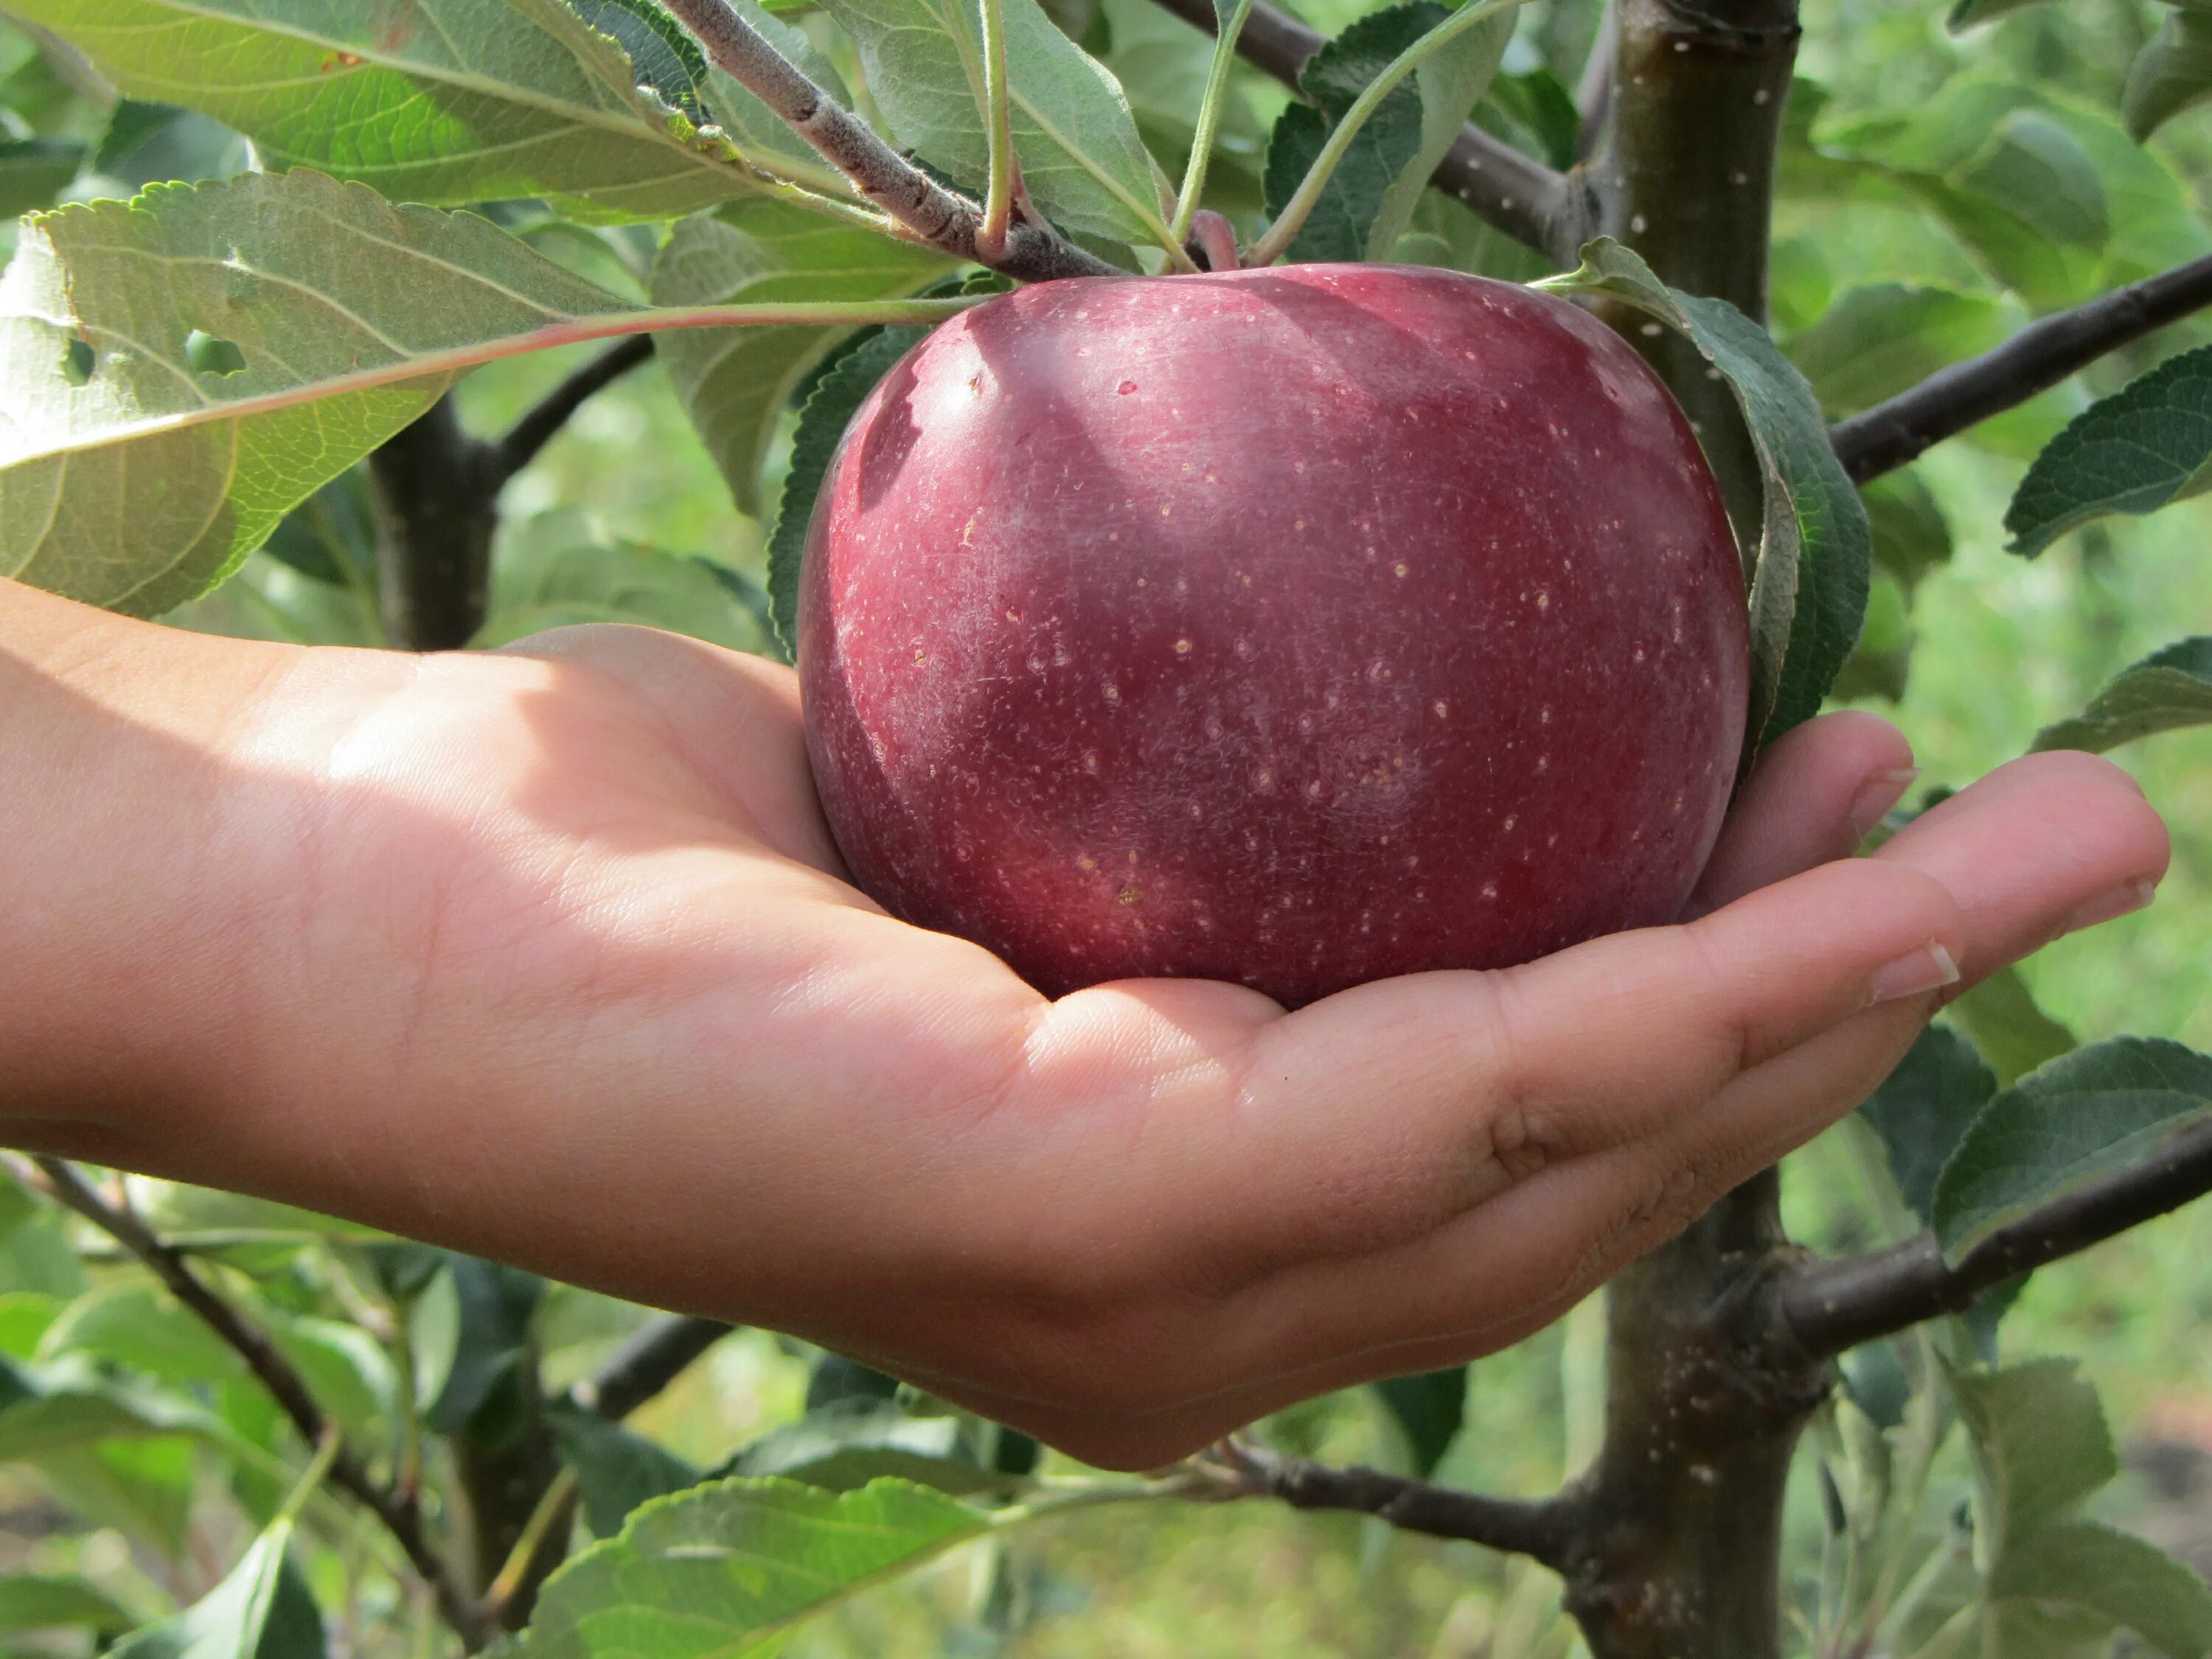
25,618,2169,1470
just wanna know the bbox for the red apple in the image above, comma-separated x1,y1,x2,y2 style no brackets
799,264,1748,1007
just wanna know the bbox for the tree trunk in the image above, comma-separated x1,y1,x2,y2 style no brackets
1560,1173,1829,1656
1559,6,1820,1655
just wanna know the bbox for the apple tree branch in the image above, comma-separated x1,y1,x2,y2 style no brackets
1765,1117,2212,1360
657,0,1119,283
1830,250,2212,482
3,1155,499,1652
1208,1439,1582,1569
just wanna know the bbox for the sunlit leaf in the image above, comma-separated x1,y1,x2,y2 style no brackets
653,201,951,515
821,0,1173,250
10,0,842,219
476,511,776,653
515,1478,994,1658
721,1402,1012,1495
107,1512,324,1659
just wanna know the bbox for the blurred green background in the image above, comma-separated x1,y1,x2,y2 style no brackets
7,0,2211,1652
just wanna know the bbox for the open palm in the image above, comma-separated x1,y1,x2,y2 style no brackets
45,619,2166,1470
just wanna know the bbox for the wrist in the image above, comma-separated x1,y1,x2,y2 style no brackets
0,580,302,1143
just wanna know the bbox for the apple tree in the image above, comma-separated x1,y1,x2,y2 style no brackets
0,1,2210,1656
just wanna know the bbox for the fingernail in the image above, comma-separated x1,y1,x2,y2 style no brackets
2063,878,2157,936
1848,768,1923,846
1868,942,1961,1006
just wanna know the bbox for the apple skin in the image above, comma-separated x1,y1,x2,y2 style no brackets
799,264,1748,1008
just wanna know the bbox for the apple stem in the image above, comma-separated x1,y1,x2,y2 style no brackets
1243,0,1538,268
1170,0,1259,245
1186,210,1242,273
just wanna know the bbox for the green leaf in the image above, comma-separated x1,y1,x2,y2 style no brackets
723,1402,1015,1495
425,1256,543,1438
2126,7,2212,143
1365,2,1510,262
1859,1023,1997,1225
1933,1038,2212,1262
10,0,846,220
1990,1521,2212,1658
1950,964,2076,1089
653,201,951,516
1260,2,1507,265
1861,468,1953,596
807,1352,903,1409
0,136,81,218
1784,285,2009,420
769,321,931,650
549,1404,703,1537
1534,239,1871,752
0,168,615,615
1949,1357,2115,1554
2005,344,2212,559
108,1514,324,1659
514,1478,993,1659
476,511,776,653
0,1354,234,1459
1,168,964,618
1472,67,1579,173
0,1573,133,1638
35,1285,241,1386
1815,85,2130,312
2031,636,2212,755
1947,0,2059,27
821,0,1173,251
570,0,860,186
1373,1367,1466,1478
93,101,253,192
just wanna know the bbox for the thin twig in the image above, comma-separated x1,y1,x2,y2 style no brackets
1146,0,1589,262
493,336,657,486
1831,250,2212,483
657,0,1119,282
7,1156,498,1652
1209,1439,1580,1569
1770,1116,2212,1359
566,1315,733,1421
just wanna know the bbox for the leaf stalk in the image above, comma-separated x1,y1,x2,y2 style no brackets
1245,0,1536,268
1171,0,1258,244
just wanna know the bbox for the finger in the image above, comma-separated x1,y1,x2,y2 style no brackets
1177,751,2164,1389
503,624,844,874
1060,855,1964,1295
1871,749,2168,990
1688,712,1917,914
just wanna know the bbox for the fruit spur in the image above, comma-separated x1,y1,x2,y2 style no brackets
798,265,1749,1007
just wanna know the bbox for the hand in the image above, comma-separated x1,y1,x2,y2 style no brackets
2,595,2169,1468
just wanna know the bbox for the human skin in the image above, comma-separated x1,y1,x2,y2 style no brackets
0,576,2170,1468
